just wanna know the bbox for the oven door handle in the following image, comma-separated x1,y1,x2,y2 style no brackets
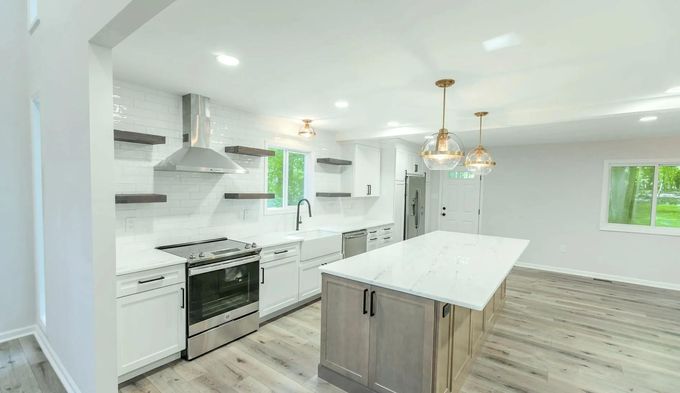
189,254,260,276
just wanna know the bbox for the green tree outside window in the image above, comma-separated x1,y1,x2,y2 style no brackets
266,148,306,209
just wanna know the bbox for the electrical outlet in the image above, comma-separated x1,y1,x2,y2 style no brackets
125,217,136,232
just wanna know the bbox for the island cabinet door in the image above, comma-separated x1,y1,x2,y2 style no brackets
368,286,436,393
320,275,371,385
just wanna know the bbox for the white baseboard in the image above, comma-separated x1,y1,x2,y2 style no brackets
33,327,82,393
516,262,680,291
0,325,35,344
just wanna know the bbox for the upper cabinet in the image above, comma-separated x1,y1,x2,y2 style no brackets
395,149,428,182
343,144,381,197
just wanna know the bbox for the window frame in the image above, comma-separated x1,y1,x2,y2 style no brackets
264,145,310,215
600,159,680,236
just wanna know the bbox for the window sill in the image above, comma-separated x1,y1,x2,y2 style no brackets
599,223,680,237
264,206,298,216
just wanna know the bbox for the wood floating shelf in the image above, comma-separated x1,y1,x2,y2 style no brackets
115,194,167,204
224,193,276,200
317,158,352,166
224,146,275,157
114,129,166,145
316,192,352,197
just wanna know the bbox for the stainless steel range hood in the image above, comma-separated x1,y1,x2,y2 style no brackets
154,94,247,174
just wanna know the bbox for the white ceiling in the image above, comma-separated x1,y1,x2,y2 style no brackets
113,0,680,146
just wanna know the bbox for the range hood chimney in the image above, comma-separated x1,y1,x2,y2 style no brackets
154,94,247,174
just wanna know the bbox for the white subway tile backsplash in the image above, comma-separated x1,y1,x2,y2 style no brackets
114,80,369,249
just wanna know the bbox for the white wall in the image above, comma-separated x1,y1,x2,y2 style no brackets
480,136,680,288
113,80,379,250
26,1,168,391
0,0,36,336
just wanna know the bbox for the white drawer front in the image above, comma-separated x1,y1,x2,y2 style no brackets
261,243,299,263
117,265,185,298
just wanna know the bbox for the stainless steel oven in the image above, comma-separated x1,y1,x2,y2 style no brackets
158,237,261,360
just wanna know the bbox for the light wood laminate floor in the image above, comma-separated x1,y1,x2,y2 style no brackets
0,335,67,393
4,267,679,392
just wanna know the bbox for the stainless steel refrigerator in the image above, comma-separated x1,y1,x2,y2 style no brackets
404,174,426,239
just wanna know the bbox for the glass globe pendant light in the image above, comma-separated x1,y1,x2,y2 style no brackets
298,119,316,138
420,79,465,170
465,111,496,175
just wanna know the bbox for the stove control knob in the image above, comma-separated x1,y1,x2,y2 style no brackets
188,254,196,260
251,242,258,248
198,252,206,258
245,244,251,249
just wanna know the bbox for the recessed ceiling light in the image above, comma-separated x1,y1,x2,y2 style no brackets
666,86,680,94
334,100,349,109
216,54,239,66
482,33,521,52
387,121,400,127
639,115,658,122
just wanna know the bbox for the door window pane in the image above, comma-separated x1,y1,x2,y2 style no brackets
656,165,680,228
267,148,284,208
608,166,654,225
287,151,306,206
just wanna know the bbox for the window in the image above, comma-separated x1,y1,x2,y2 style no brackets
266,147,307,210
601,160,680,235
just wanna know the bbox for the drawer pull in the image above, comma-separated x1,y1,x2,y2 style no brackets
138,276,165,284
369,230,377,234
274,250,289,255
383,236,391,240
369,237,378,241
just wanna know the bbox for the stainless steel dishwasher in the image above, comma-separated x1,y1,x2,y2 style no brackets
342,230,368,258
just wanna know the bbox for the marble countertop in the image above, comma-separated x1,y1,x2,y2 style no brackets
242,219,395,248
116,247,186,276
319,231,529,310
117,219,395,274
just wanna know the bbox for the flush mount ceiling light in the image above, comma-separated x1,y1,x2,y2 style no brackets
666,86,680,94
334,100,349,108
216,54,240,66
420,79,465,171
639,115,658,122
465,111,496,176
298,119,316,138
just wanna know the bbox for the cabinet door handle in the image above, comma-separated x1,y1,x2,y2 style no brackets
370,290,376,316
274,250,288,255
180,288,185,309
415,164,418,172
363,289,368,314
442,304,451,318
260,267,265,284
138,276,164,284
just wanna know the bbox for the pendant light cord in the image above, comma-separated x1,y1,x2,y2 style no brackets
478,115,482,145
441,86,447,130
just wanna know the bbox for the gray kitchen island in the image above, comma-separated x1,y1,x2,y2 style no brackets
318,231,529,393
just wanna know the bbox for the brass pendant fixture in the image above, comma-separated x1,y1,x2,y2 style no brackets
465,111,496,176
420,79,465,170
298,119,316,138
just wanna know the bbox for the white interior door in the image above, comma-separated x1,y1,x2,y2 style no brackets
438,172,481,234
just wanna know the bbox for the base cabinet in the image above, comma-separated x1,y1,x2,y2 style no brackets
260,255,299,316
117,282,185,377
320,275,509,393
299,252,343,300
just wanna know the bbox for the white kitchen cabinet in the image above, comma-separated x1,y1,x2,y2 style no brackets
299,252,343,300
117,282,186,377
367,224,396,251
395,149,426,180
260,254,299,317
344,144,381,197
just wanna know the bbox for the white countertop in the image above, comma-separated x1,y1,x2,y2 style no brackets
117,219,394,275
116,247,186,276
319,231,529,310
242,219,395,248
